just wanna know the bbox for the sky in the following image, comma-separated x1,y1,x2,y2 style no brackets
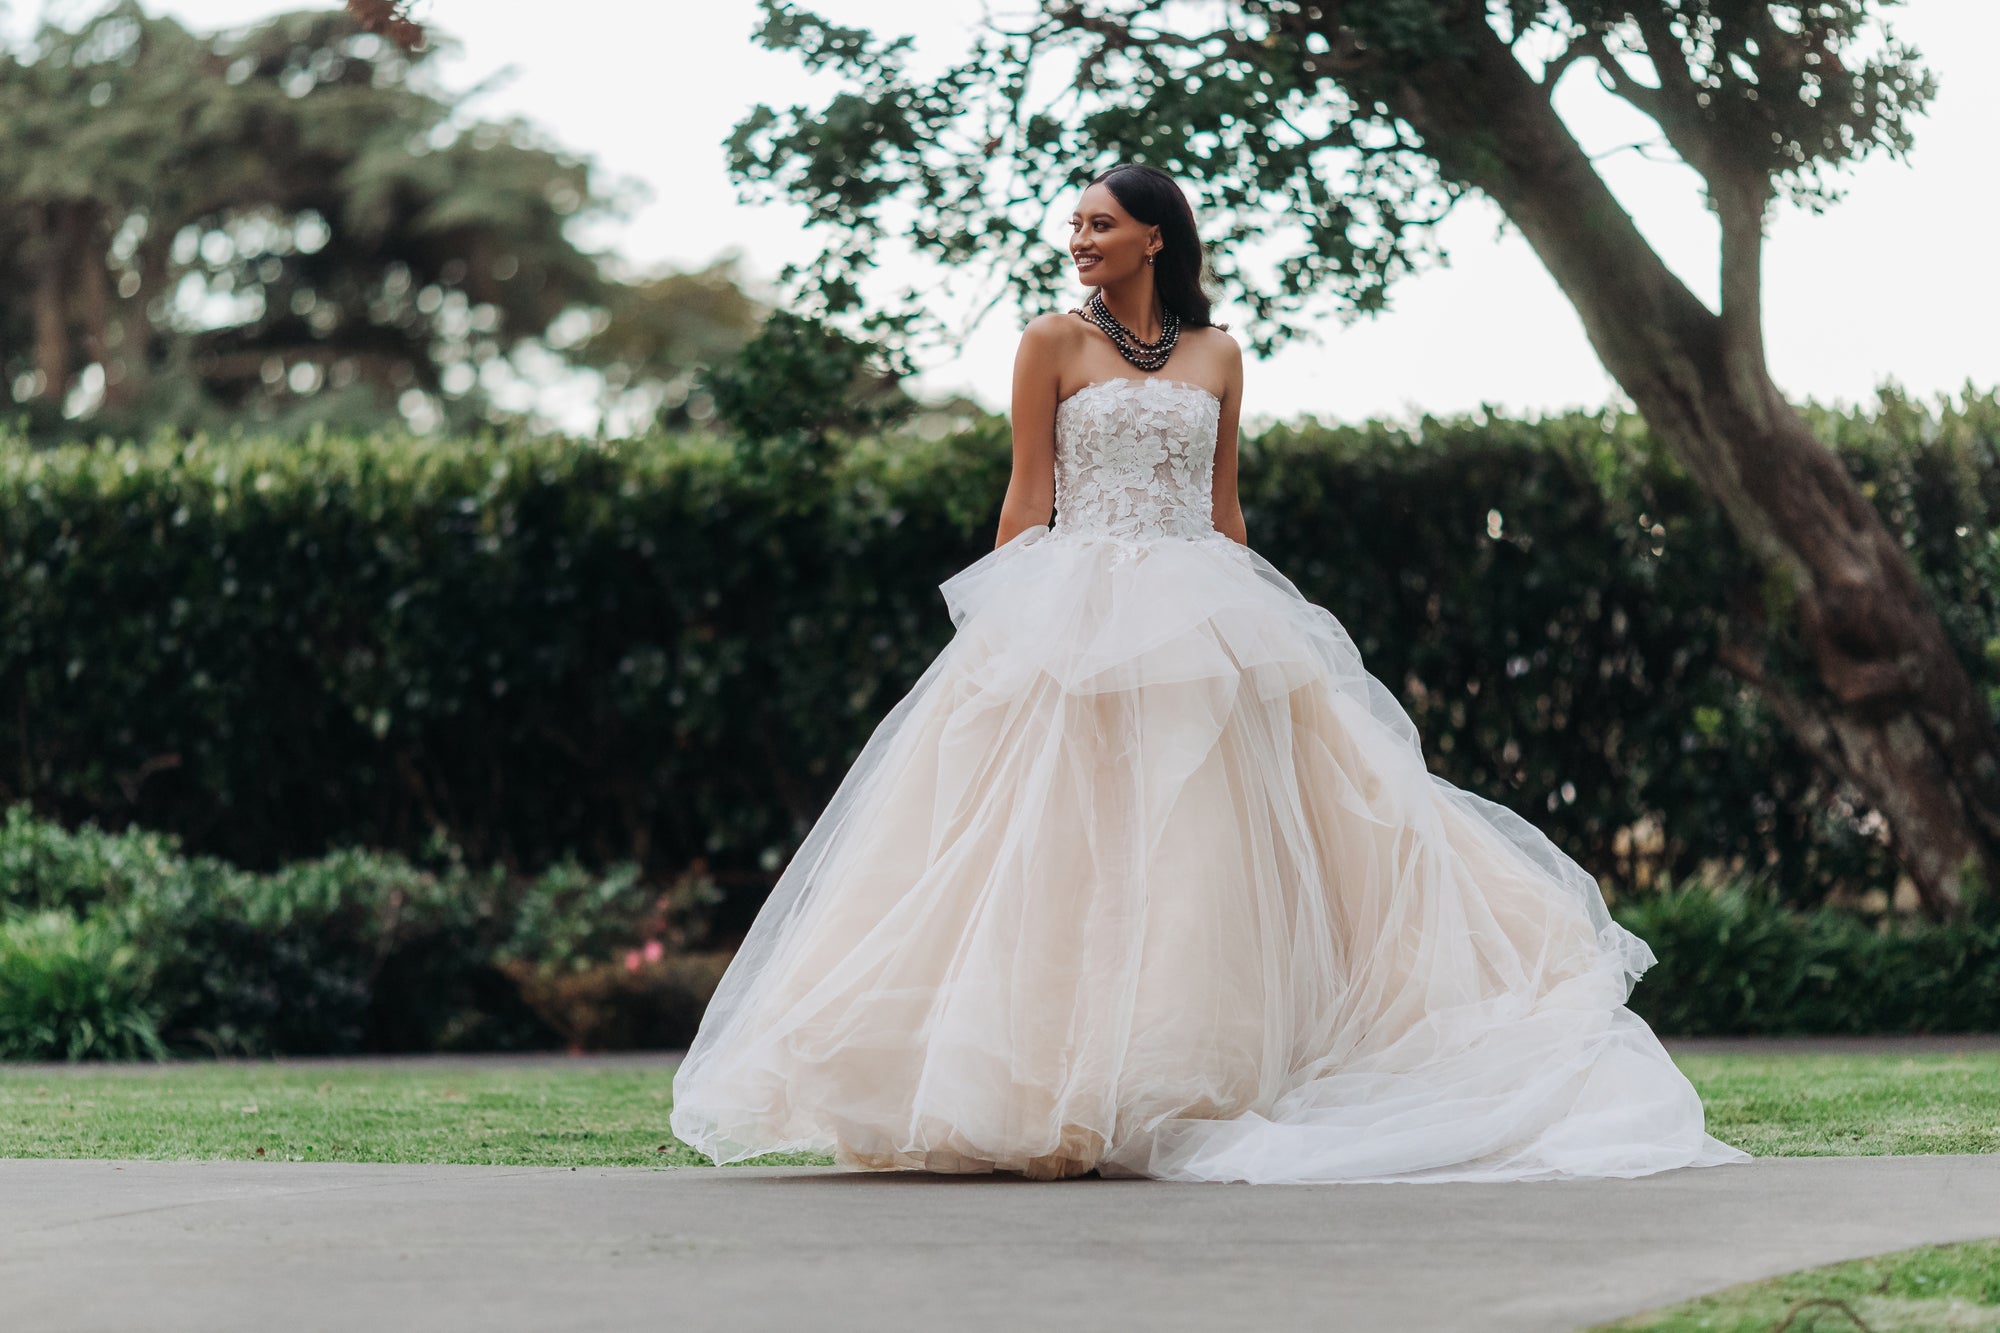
12,0,1998,431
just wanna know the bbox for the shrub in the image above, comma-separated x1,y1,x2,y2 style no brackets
0,802,184,916
497,858,723,979
0,909,168,1061
499,951,734,1052
0,805,728,1058
1616,873,2000,1035
4,803,1996,1057
115,848,515,1057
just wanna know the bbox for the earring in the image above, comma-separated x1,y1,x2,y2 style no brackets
1145,254,1156,266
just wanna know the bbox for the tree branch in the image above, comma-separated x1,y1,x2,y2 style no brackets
1536,30,1594,98
1629,7,1704,109
1578,30,1668,123
1583,18,1758,222
1714,175,1772,384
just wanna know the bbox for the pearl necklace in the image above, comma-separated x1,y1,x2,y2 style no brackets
1077,288,1179,372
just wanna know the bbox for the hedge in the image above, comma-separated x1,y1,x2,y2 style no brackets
3,388,1997,929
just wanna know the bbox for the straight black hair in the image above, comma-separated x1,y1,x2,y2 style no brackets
1085,163,1220,330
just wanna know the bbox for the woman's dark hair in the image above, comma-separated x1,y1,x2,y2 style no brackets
1086,163,1221,329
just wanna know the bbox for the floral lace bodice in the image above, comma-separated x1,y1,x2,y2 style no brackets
1052,378,1220,541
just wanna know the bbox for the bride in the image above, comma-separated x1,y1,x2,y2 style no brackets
668,163,1752,1184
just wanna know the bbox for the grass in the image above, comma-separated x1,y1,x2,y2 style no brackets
1674,1052,2000,1158
0,1062,815,1169
0,1051,1995,1168
1587,1238,2000,1331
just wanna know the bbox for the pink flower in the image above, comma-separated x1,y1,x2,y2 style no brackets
624,949,642,971
643,939,664,962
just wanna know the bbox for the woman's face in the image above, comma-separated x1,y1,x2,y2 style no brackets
1067,182,1160,288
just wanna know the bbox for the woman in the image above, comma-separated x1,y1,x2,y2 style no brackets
668,163,1751,1184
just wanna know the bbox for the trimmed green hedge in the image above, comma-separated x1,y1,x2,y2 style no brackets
3,389,1997,927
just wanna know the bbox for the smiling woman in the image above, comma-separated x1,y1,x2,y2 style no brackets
667,160,1751,1186
1000,163,1247,548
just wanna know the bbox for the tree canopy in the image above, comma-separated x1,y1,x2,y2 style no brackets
730,0,1932,355
0,2,752,440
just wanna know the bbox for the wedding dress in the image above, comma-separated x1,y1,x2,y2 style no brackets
668,374,1752,1184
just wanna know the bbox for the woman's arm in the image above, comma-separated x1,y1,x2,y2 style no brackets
1209,331,1248,546
994,314,1069,548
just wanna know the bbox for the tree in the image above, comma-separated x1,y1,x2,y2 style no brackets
0,2,617,438
564,254,767,433
701,308,917,461
725,0,1997,919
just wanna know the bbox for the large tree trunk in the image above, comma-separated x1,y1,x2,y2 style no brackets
25,204,75,406
96,231,164,414
74,206,158,414
1388,16,2000,918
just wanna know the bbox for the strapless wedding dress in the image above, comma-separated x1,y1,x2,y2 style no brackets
668,375,1752,1183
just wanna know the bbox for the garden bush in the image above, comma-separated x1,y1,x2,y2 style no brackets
1615,872,2000,1035
0,805,721,1059
0,908,168,1060
4,806,1998,1057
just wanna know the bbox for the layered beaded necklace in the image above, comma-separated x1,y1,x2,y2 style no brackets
1077,287,1180,372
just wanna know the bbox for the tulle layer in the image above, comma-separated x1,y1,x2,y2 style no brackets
667,523,1751,1183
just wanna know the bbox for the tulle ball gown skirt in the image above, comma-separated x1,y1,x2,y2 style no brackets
668,518,1751,1184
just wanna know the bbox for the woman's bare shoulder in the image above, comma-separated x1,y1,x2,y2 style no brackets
1016,312,1084,379
1189,322,1242,356
1021,310,1085,345
1186,324,1242,392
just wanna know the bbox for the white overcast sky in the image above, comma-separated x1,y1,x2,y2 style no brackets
12,0,1997,430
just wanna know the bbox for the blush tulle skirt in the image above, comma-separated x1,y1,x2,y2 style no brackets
667,523,1752,1183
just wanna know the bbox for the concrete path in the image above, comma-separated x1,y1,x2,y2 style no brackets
4,1152,1997,1332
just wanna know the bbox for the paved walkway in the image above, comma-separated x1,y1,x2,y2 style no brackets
4,1152,1997,1332
6,1040,1999,1330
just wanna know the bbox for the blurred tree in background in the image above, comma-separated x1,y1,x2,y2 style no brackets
701,309,916,469
566,254,766,434
0,1,768,442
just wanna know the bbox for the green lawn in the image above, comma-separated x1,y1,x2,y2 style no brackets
0,1060,819,1168
1588,1238,2000,1331
1679,1051,2000,1157
0,1051,1995,1168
